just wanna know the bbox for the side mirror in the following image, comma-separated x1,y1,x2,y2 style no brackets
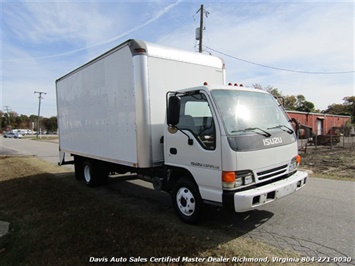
167,95,181,126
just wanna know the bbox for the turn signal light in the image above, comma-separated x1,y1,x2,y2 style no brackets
296,154,301,165
222,171,236,189
222,171,236,182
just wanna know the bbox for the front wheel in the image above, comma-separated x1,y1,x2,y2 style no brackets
171,178,204,224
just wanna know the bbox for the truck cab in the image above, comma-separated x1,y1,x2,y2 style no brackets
165,84,307,223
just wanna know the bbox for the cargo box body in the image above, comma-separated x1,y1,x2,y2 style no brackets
56,39,225,168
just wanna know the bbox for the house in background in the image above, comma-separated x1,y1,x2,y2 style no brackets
286,110,351,137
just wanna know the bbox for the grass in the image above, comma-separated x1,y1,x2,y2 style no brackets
28,135,59,141
0,156,308,265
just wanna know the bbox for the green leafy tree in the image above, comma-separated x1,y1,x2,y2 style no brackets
0,111,59,132
6,111,18,129
0,111,4,130
253,84,316,111
43,116,58,132
343,96,355,120
266,86,282,97
325,96,355,123
284,95,297,110
14,114,30,129
324,103,348,115
294,95,315,112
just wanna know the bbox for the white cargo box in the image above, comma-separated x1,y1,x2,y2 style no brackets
56,39,225,168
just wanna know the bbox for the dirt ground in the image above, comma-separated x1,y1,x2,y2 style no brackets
299,145,355,180
1,156,307,266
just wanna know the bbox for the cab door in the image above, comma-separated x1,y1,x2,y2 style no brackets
165,91,222,203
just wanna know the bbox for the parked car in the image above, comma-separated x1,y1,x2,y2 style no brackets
3,132,22,139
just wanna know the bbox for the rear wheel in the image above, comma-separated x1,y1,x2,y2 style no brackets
171,177,203,224
74,156,83,180
82,160,108,187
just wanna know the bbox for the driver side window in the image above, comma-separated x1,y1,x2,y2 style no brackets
177,94,216,150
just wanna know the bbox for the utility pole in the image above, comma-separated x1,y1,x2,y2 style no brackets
3,105,12,130
196,4,209,53
34,91,46,138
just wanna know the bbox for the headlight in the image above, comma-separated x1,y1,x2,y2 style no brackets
222,170,255,190
289,155,301,172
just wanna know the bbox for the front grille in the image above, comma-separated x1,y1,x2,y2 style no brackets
257,164,288,181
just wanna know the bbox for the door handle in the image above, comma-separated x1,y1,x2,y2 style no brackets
170,148,177,155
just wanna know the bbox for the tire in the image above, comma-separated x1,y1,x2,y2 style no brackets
171,177,204,224
82,160,101,187
74,156,83,181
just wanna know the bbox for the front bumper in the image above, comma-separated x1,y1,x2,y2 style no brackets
223,170,308,212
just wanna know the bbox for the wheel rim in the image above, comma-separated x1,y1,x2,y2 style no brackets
176,187,195,216
83,164,91,183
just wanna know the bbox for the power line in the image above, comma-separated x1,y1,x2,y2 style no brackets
205,46,355,75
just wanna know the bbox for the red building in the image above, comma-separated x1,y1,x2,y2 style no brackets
286,110,351,136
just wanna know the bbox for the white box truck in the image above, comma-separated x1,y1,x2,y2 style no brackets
56,39,307,224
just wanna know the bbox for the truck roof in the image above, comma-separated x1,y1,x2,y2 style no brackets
177,84,270,94
132,40,224,68
56,39,224,82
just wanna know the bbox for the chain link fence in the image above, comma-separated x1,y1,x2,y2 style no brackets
298,129,355,153
298,125,355,153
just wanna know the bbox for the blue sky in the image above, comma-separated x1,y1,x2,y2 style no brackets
1,0,354,117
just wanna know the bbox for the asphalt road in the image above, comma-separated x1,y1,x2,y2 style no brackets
1,137,354,264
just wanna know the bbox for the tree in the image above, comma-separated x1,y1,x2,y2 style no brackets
343,96,355,118
0,111,58,132
295,95,315,112
0,111,4,130
3,111,18,129
284,95,297,111
324,96,355,123
253,84,282,96
265,86,282,97
14,114,30,129
43,116,58,132
324,103,348,115
253,84,316,111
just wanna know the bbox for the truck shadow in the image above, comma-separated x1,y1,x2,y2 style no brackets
106,174,274,235
0,171,275,264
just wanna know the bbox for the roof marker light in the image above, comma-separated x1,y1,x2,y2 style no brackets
203,82,208,85
134,48,146,54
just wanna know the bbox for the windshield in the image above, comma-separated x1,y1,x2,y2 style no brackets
211,90,291,136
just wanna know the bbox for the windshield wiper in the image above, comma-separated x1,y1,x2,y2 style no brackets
267,125,294,134
232,127,271,137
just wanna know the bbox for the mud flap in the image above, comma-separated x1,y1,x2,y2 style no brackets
59,150,65,166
